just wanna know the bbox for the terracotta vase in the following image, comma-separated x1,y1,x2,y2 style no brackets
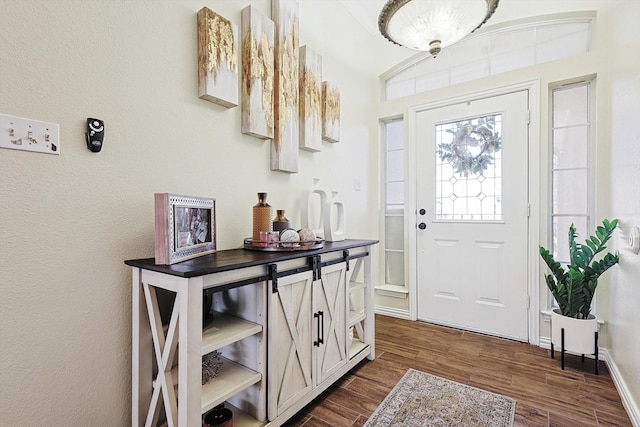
252,192,272,241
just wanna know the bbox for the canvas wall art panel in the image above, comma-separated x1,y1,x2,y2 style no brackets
241,6,274,139
197,7,239,108
271,0,299,173
322,81,340,143
299,46,322,152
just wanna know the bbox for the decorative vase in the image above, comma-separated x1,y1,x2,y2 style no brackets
272,209,291,232
252,192,273,241
302,178,328,238
324,191,346,242
551,309,598,354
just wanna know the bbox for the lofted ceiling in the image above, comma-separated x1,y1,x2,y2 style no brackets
337,0,388,37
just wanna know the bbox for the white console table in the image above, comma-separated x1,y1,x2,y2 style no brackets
125,239,377,427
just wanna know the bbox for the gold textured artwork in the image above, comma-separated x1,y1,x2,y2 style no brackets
299,46,322,152
241,6,274,139
197,7,238,108
271,0,299,173
322,82,340,143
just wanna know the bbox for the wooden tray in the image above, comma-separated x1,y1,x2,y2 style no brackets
243,238,324,252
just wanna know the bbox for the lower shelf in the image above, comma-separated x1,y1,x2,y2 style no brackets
223,402,264,427
161,403,262,427
349,340,368,359
349,310,366,327
201,357,262,414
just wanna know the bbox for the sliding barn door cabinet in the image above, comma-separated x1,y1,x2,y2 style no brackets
126,239,377,427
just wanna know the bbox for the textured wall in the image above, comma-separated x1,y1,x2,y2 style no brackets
0,1,400,424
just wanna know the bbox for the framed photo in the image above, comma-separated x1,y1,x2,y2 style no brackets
154,193,216,265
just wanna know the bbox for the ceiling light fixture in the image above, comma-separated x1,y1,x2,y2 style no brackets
378,0,499,57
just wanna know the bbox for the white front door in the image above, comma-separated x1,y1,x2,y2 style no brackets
416,90,530,341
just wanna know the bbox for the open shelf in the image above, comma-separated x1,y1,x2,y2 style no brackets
349,310,366,327
349,340,368,359
160,403,263,427
349,281,365,293
201,357,262,414
202,312,262,356
225,402,264,427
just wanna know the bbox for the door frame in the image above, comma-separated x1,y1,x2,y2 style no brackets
406,80,541,345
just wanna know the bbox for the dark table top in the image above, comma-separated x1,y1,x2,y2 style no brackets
125,239,378,278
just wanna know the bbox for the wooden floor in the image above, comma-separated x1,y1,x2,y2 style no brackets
283,314,632,427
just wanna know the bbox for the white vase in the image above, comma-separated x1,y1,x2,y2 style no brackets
301,178,327,238
551,309,598,355
324,191,346,242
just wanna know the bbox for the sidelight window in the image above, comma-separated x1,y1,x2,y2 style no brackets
382,118,405,287
550,82,592,265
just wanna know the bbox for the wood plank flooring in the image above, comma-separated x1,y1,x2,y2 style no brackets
282,314,632,427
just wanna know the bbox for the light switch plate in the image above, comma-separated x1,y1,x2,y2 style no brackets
630,226,640,254
0,113,60,155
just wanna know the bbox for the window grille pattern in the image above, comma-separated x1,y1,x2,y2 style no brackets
435,114,503,221
385,19,591,100
551,83,591,263
383,119,405,286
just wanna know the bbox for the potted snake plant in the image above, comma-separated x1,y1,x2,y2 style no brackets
539,219,619,358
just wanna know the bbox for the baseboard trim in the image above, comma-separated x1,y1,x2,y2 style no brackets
374,305,411,320
538,338,639,426
601,348,640,427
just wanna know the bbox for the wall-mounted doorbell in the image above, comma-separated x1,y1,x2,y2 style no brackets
85,118,104,152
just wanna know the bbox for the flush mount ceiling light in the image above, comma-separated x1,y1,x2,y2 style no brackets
378,0,499,57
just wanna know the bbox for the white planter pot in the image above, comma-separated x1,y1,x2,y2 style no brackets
551,309,598,355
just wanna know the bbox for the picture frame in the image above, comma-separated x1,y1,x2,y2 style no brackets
154,193,216,265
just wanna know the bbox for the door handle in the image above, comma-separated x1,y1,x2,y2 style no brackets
418,222,427,230
314,311,324,346
419,208,426,215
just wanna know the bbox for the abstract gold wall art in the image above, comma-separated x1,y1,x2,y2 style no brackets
271,0,299,173
241,6,274,139
299,46,322,152
322,82,340,143
197,7,238,108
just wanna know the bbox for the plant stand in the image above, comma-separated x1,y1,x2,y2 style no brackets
550,309,600,375
551,328,599,374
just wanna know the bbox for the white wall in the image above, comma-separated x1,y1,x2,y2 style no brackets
0,1,401,424
607,1,640,422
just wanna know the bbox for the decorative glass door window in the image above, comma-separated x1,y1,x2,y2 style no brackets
435,114,503,221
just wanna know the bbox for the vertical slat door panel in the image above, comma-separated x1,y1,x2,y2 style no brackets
268,271,313,420
315,262,347,384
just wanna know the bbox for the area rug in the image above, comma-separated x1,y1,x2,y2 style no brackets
364,369,516,427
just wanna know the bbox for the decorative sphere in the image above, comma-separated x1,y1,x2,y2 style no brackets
279,228,300,247
298,228,316,244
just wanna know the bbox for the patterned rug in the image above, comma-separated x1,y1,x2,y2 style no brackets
364,369,516,427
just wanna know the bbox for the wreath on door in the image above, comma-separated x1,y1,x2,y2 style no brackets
436,116,502,177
